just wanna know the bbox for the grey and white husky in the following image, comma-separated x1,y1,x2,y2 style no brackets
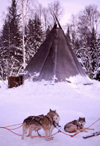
64,117,94,133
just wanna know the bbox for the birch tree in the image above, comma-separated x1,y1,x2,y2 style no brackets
78,5,100,47
21,0,30,69
48,0,63,24
18,0,36,69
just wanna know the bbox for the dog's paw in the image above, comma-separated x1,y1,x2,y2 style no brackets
46,138,51,141
46,137,53,141
31,136,34,139
49,137,54,140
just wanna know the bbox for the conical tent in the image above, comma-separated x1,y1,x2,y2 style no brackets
24,23,86,82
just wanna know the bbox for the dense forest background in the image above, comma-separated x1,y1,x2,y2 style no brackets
0,0,100,81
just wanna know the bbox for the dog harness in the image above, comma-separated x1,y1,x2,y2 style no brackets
32,115,59,128
71,120,76,125
32,116,43,127
70,120,79,128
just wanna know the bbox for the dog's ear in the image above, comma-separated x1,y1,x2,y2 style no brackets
83,118,86,122
50,109,52,112
79,117,82,120
50,109,57,113
79,117,86,122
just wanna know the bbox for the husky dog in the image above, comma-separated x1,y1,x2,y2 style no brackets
64,117,86,133
22,114,44,137
22,109,60,140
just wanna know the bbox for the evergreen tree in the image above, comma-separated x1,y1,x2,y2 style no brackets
0,0,22,79
7,0,21,47
86,27,98,78
78,27,98,78
69,5,100,79
92,31,100,80
25,14,44,64
89,27,97,72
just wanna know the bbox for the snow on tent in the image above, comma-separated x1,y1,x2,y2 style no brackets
23,22,90,84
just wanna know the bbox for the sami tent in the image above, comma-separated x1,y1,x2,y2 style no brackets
24,23,87,83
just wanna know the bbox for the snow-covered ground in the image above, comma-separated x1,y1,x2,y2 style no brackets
0,78,100,146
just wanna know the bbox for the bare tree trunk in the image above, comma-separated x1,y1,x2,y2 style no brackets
22,0,25,69
21,0,29,69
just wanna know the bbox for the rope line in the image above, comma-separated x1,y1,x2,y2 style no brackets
1,127,22,136
8,125,22,130
0,118,100,138
4,123,22,128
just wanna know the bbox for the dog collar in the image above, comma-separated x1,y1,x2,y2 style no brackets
53,122,57,127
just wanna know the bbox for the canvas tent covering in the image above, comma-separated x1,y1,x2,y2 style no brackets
24,23,86,82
